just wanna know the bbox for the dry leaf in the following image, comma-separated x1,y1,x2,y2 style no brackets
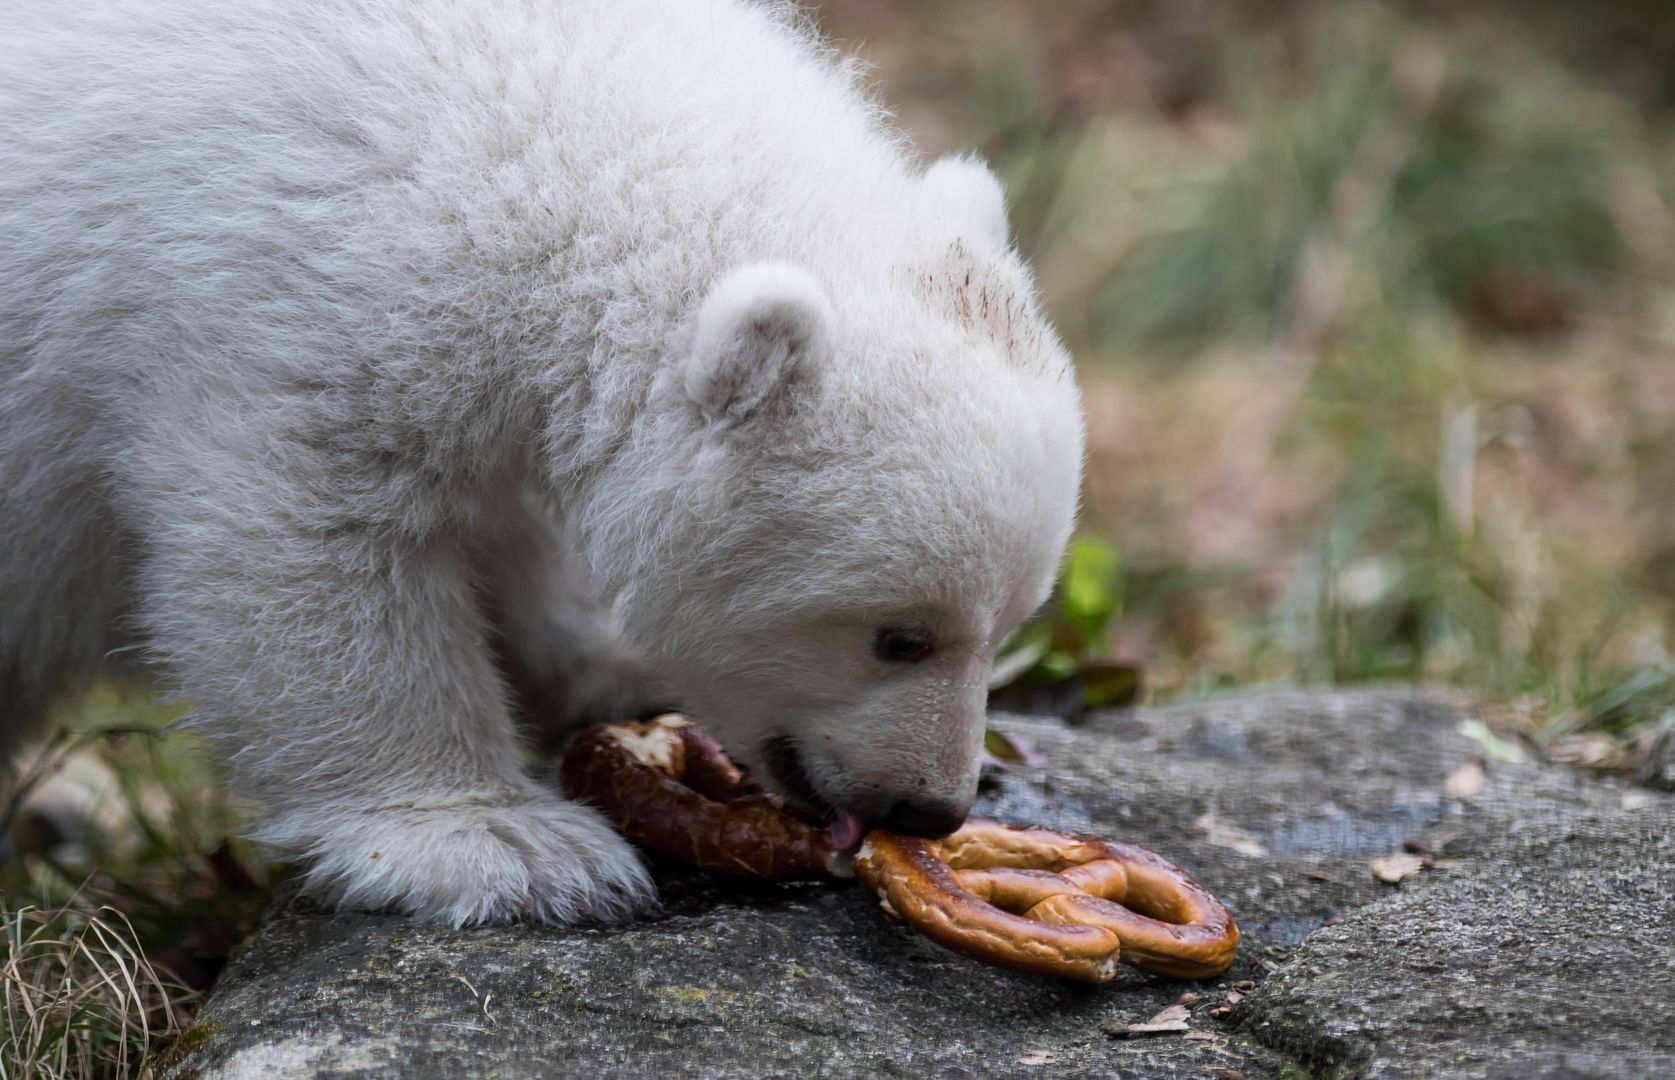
1107,1019,1192,1037
1017,1050,1057,1066
1105,1003,1192,1037
1444,756,1486,798
1403,830,1464,859
1370,852,1426,884
1193,813,1269,858
1184,1031,1219,1042
1546,734,1621,769
1148,1004,1192,1025
1622,791,1660,811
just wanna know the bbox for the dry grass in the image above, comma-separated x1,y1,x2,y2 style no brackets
0,904,195,1080
1,687,268,1080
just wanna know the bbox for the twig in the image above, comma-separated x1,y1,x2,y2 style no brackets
450,974,497,1028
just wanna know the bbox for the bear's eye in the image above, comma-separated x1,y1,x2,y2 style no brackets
873,627,936,664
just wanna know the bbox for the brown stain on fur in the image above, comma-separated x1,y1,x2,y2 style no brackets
906,242,1061,379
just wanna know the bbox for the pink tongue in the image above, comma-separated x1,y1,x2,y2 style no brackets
828,812,865,850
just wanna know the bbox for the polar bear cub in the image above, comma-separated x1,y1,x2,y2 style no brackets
0,0,1085,924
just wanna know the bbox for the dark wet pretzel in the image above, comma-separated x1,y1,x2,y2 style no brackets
853,819,1239,982
559,715,842,880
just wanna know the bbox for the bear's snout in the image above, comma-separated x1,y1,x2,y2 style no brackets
878,797,969,839
760,732,976,837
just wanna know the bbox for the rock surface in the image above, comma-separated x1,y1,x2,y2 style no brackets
160,689,1675,1079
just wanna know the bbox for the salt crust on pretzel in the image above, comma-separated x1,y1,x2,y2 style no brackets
854,819,1239,982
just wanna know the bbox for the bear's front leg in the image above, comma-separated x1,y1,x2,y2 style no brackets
474,494,674,754
136,458,653,926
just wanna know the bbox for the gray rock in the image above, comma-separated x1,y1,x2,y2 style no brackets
160,689,1674,1079
1641,714,1675,792
1235,809,1675,1079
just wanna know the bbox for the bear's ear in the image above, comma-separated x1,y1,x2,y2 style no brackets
923,154,1010,249
686,263,834,429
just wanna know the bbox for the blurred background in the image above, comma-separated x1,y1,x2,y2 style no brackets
821,0,1675,759
4,1,1673,1072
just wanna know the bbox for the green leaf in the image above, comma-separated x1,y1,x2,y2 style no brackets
1081,664,1144,709
984,728,1047,767
984,729,1026,763
1033,650,1082,682
1061,539,1123,644
1456,719,1526,764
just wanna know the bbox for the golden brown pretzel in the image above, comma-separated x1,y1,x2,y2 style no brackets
853,819,1239,982
559,715,842,880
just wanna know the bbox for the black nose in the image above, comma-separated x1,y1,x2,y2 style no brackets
880,798,968,838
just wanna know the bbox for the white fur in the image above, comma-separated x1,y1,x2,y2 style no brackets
923,154,1014,251
0,0,1085,924
686,263,835,428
